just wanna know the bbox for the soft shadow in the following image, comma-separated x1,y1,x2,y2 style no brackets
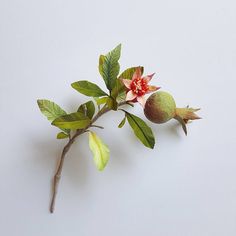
151,119,184,139
29,131,90,193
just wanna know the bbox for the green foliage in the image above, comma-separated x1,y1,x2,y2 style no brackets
88,131,110,171
94,96,108,105
118,116,126,128
37,99,70,134
126,102,134,107
71,81,107,97
111,66,144,100
52,112,90,130
124,111,155,149
99,55,105,76
57,132,69,139
37,99,67,122
119,66,144,80
106,97,118,110
99,44,121,91
78,101,95,119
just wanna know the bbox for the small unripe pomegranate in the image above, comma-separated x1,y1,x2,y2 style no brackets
144,91,201,135
144,91,176,124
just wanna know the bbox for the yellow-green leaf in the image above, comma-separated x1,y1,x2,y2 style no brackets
99,55,105,76
52,112,90,130
37,99,66,122
71,81,108,97
88,131,110,171
118,117,126,128
94,96,109,105
78,101,95,119
57,132,69,139
119,66,144,80
37,99,70,134
106,97,118,110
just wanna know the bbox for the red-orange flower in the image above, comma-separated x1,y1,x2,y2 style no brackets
121,67,160,107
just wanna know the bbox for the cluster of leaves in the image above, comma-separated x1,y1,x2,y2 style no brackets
37,44,155,171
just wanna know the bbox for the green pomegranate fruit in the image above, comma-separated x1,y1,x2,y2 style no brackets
144,91,176,124
144,91,201,135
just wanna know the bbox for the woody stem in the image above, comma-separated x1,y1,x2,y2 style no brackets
49,101,127,213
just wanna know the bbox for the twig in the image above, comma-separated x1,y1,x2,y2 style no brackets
90,125,104,129
49,101,127,213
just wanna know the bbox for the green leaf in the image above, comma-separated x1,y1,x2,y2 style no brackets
71,81,108,97
78,101,95,119
37,99,67,122
118,116,126,128
37,99,70,134
99,55,105,76
99,44,121,91
52,112,90,130
126,102,134,107
88,131,110,171
57,132,69,139
111,66,144,100
94,96,109,105
124,111,155,149
119,66,144,80
106,97,118,111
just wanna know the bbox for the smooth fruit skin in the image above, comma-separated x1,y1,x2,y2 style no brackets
144,91,176,124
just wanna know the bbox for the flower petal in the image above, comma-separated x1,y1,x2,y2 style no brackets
126,90,137,101
137,96,146,107
147,85,160,93
121,79,132,89
132,67,142,81
143,73,155,83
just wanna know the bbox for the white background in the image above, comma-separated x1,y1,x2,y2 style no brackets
0,0,236,235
